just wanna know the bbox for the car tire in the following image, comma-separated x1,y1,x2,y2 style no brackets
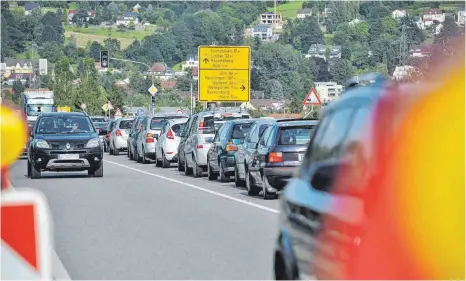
155,150,162,167
27,160,31,177
142,147,148,164
262,174,276,200
177,156,184,172
30,161,41,179
218,161,229,182
162,151,170,168
184,154,192,175
234,165,245,187
193,155,203,178
91,163,104,177
113,143,120,156
109,143,114,155
207,159,217,180
104,142,108,153
246,169,259,196
127,145,130,158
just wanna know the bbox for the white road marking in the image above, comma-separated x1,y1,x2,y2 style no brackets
104,159,280,214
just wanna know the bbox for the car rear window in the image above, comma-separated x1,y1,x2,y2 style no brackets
231,123,253,139
119,120,133,129
171,123,186,136
91,117,106,122
278,125,317,145
151,119,168,130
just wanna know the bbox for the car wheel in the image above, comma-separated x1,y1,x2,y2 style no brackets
162,151,170,168
246,169,259,196
262,174,276,200
142,147,147,164
184,154,192,175
113,143,120,156
91,163,104,177
207,159,217,180
234,165,245,187
193,155,203,178
218,161,229,182
177,155,184,172
109,143,114,155
155,150,162,167
104,142,108,152
127,146,130,158
27,160,31,177
30,162,41,179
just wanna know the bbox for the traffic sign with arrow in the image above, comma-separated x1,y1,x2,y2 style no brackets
203,58,209,64
100,51,109,68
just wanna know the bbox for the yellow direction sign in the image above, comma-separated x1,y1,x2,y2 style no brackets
56,106,70,112
198,46,250,102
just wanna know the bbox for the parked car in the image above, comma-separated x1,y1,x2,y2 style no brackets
135,113,188,163
27,112,104,178
90,116,107,123
127,115,146,160
234,118,277,187
273,75,423,280
206,119,255,182
154,118,188,168
108,118,134,155
245,119,319,199
178,108,250,177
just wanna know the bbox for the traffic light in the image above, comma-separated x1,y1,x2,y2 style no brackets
100,51,109,68
151,95,156,105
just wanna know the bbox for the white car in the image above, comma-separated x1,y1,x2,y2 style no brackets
154,118,188,168
109,118,134,155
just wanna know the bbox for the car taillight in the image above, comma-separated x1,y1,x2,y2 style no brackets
268,152,283,163
167,129,175,139
116,129,122,136
226,141,238,152
145,133,154,143
196,144,203,149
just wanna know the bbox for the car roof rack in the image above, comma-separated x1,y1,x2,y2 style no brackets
276,118,305,122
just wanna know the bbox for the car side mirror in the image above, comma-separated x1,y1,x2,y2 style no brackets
154,134,159,140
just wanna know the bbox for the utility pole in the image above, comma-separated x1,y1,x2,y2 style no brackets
190,82,193,116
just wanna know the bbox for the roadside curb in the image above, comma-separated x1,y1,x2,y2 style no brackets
6,180,71,280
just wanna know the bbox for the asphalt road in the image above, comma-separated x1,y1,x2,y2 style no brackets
9,154,281,280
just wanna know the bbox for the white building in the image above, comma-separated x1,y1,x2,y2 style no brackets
315,82,344,102
423,8,445,26
181,54,198,71
260,12,282,27
297,8,312,19
392,65,416,81
392,10,407,19
458,10,465,26
116,12,139,26
253,24,273,41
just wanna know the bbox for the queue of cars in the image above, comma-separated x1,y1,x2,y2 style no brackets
103,108,320,201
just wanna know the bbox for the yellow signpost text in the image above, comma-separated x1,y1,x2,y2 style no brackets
198,46,250,102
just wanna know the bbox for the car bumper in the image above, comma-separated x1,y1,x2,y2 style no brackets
114,137,128,150
31,149,103,171
220,155,236,174
165,152,178,162
263,166,299,191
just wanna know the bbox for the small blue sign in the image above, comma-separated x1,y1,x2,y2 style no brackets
137,109,144,116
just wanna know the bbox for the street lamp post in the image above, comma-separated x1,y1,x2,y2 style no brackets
109,57,155,113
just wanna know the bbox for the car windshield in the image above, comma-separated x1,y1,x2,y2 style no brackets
231,123,253,140
278,125,317,145
36,116,95,134
119,120,133,129
27,104,54,116
150,118,169,130
93,122,108,130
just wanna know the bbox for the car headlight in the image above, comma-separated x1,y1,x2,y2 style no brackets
85,138,100,148
35,139,50,149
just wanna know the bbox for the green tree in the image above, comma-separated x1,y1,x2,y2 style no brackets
435,16,460,43
38,42,64,64
106,85,126,110
12,80,25,105
89,41,104,61
128,20,136,30
73,58,107,114
265,79,284,100
329,58,354,85
53,58,75,107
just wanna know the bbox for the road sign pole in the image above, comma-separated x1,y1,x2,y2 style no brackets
190,82,193,116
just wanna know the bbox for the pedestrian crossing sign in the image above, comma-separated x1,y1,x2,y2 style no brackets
303,88,322,106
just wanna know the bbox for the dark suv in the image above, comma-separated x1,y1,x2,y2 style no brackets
27,112,104,179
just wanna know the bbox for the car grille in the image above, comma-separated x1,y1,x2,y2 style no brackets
50,150,87,154
49,142,87,150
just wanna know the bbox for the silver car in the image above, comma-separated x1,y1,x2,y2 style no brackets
154,118,188,168
136,113,188,164
108,118,134,155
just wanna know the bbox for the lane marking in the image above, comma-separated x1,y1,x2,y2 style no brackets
7,183,71,280
104,160,280,214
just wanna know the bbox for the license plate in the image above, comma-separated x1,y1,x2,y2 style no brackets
298,154,304,161
58,154,79,160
